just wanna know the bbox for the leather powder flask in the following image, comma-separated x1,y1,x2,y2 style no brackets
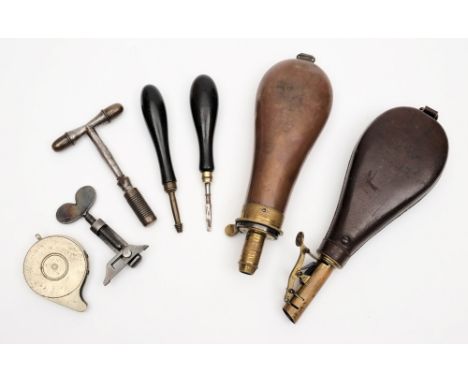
283,106,448,323
225,53,333,275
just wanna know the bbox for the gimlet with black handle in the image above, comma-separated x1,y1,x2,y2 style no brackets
141,85,183,233
190,74,219,231
283,106,449,323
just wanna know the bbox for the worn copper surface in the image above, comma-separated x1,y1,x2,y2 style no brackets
227,54,333,274
247,54,333,211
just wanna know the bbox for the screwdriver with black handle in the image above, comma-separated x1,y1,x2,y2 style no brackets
190,75,218,231
141,84,183,233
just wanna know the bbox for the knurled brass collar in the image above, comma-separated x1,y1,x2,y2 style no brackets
201,171,213,183
225,202,284,238
320,253,341,269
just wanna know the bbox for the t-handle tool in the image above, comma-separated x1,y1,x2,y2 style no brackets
141,85,183,233
52,104,157,227
190,75,218,231
56,185,149,285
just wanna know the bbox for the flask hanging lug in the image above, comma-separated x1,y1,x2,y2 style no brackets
296,53,316,63
420,106,439,120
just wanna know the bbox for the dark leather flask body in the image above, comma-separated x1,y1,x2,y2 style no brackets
319,106,449,267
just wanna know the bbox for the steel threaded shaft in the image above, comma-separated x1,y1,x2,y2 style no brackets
124,187,157,226
169,190,183,233
164,181,183,233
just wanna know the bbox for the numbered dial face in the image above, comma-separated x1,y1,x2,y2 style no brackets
23,236,88,299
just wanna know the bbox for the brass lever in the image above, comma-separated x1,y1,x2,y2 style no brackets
283,232,334,323
284,232,315,302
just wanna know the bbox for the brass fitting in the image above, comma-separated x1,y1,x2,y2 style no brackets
239,230,266,274
283,232,336,323
240,202,284,230
283,262,334,323
226,202,283,275
201,171,213,184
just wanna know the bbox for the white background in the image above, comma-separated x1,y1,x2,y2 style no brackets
1,39,467,343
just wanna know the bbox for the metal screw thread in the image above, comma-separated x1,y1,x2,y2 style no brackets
239,230,266,275
168,191,183,232
124,187,157,226
83,212,96,225
164,181,183,233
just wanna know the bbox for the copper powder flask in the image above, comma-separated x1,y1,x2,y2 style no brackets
226,53,333,275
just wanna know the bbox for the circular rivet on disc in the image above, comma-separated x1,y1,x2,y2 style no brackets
41,253,69,281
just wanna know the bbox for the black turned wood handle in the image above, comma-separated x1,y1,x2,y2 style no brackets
190,75,218,172
141,85,176,184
